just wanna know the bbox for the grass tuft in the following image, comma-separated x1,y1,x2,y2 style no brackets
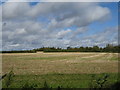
4,70,14,88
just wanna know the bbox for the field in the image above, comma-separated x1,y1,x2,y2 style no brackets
2,52,120,88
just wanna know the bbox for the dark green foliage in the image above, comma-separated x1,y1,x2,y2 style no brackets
41,44,120,53
1,50,36,53
22,82,38,88
91,74,109,88
43,81,49,88
96,74,109,88
1,44,120,53
33,44,120,53
0,74,7,80
42,81,53,90
2,73,120,89
4,70,14,87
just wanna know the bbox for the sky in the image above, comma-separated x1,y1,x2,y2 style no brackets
1,1,118,50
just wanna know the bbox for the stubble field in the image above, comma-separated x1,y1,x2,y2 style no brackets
1,52,120,88
2,52,119,75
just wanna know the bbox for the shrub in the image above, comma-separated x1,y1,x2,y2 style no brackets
91,74,109,88
4,70,14,87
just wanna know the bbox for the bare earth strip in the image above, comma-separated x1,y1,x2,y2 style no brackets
2,52,119,75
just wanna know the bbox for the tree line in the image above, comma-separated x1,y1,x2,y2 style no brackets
1,50,36,53
34,44,120,53
1,44,120,53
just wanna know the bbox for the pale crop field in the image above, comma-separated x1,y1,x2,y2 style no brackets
2,52,119,75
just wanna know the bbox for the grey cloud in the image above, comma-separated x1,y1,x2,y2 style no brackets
63,26,118,48
2,2,31,20
2,2,113,50
56,29,71,39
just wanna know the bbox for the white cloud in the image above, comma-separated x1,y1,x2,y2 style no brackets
2,2,115,50
56,29,71,39
70,27,88,38
2,2,31,20
15,28,27,34
9,44,20,47
61,26,118,48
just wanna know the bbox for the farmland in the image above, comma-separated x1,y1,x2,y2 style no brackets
2,52,120,88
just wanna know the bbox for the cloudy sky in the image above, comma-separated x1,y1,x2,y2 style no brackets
1,1,118,50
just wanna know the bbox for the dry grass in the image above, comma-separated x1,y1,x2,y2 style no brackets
2,52,119,75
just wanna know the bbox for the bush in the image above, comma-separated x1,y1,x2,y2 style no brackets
4,70,14,87
91,74,109,88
